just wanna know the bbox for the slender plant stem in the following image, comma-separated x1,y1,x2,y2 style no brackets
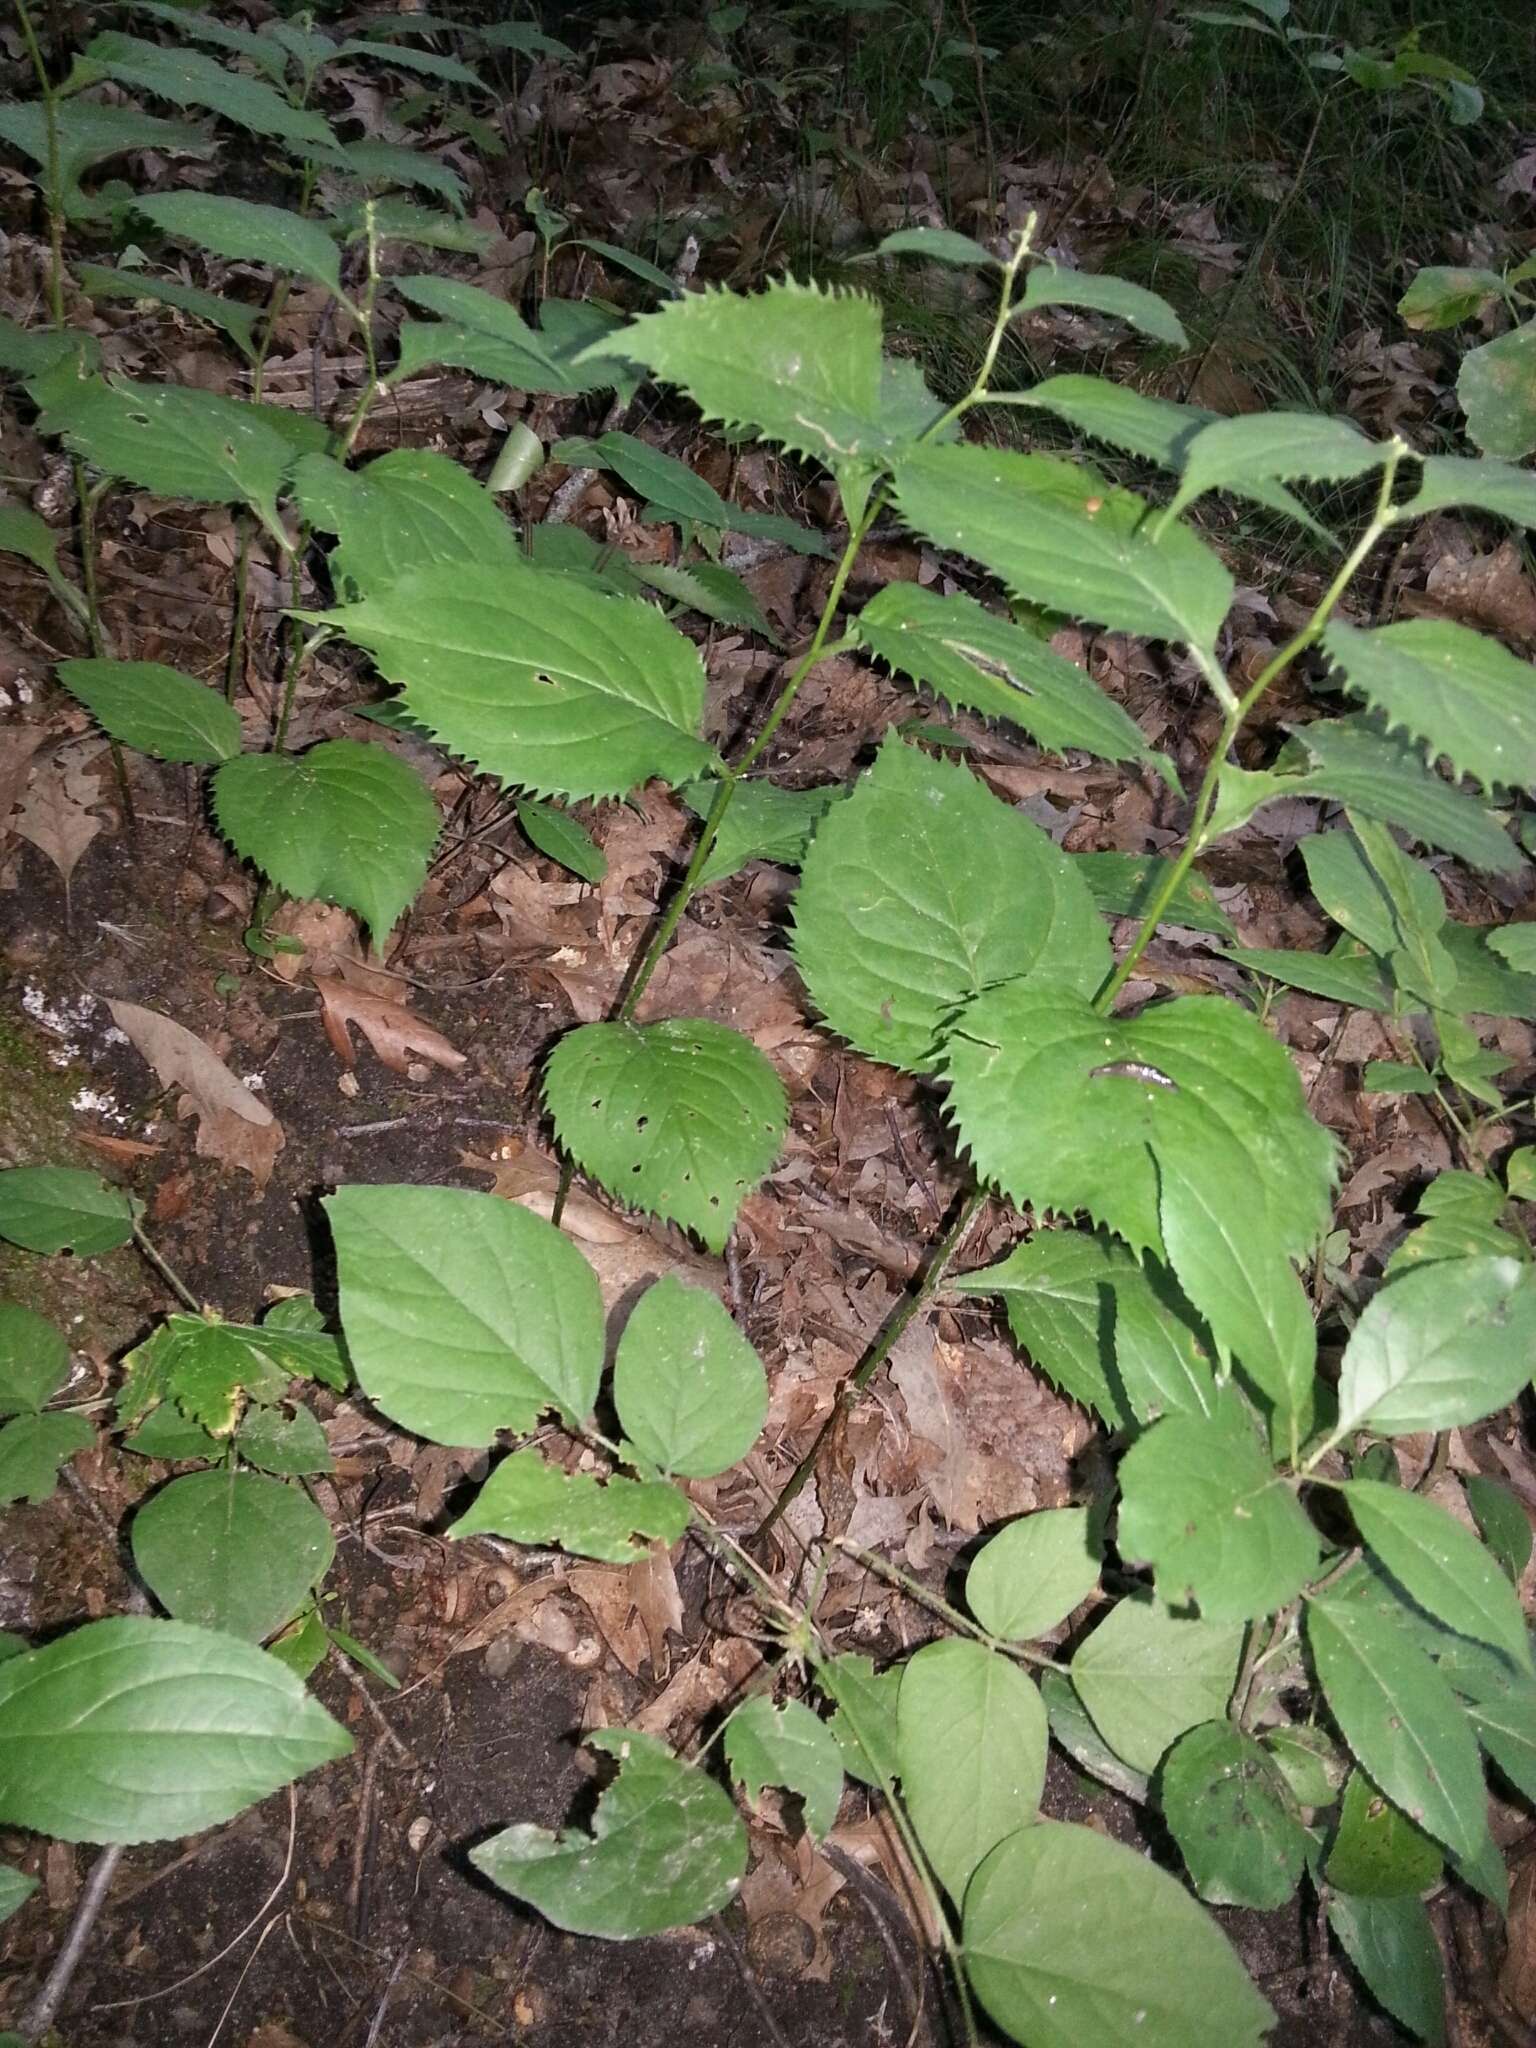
755,1185,987,1545
12,0,63,328
18,1842,124,2042
1096,444,1405,1011
132,1224,201,1313
832,1537,1068,1671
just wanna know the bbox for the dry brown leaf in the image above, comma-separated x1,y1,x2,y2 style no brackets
107,998,284,1186
630,1635,762,1741
1501,1857,1536,2019
11,741,105,884
0,723,45,838
827,1809,941,1946
262,901,387,989
739,1838,846,1981
566,1563,651,1676
1421,541,1536,641
627,1548,683,1677
312,973,466,1075
76,1131,164,1163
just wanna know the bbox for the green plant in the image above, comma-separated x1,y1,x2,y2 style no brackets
1399,258,1536,460
3,12,1536,2043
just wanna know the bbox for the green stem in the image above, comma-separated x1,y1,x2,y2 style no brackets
754,1185,987,1545
832,1538,1067,1671
132,1224,201,1313
1096,444,1405,1012
12,0,64,329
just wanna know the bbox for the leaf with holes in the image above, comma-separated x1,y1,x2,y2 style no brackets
1398,267,1504,330
55,658,242,765
326,1185,604,1445
853,584,1164,770
0,1616,351,1844
1326,1767,1442,1897
724,1697,845,1842
131,1469,334,1642
1019,261,1186,346
449,1448,689,1562
544,1020,786,1252
1071,1594,1242,1776
1162,1721,1309,1909
299,560,717,801
33,377,296,538
577,278,926,469
1332,1256,1536,1438
897,1639,1048,1904
1306,1596,1489,1864
964,1821,1273,2048
1117,1383,1319,1621
136,192,340,293
80,33,333,149
291,449,518,599
793,736,1110,1073
613,1275,767,1478
1323,619,1536,793
892,442,1233,652
0,1168,135,1257
1165,413,1385,524
214,740,438,946
471,1728,747,1938
944,986,1333,1262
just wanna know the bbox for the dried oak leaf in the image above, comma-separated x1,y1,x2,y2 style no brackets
0,724,45,841
11,741,105,884
107,998,284,1187
312,973,466,1075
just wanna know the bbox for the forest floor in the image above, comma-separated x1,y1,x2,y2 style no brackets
1,4,1535,2045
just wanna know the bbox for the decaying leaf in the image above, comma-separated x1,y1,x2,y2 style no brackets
11,741,106,886
0,725,45,839
313,973,467,1075
106,998,284,1186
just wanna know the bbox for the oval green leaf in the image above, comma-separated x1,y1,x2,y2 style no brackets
132,1470,335,1642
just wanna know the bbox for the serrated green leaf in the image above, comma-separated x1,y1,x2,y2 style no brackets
1162,1720,1309,1908
1071,852,1233,937
682,780,835,886
1326,1891,1446,2046
1325,1768,1442,1896
633,559,780,643
1464,1475,1532,1585
0,500,83,620
336,36,487,88
1290,719,1519,874
1324,619,1536,794
1400,453,1536,529
81,33,333,150
1489,924,1536,974
544,1019,786,1252
724,1697,844,1841
324,139,466,210
0,1303,69,1416
1305,1596,1488,1863
213,740,438,945
1440,921,1536,1018
0,98,214,220
234,1402,333,1477
291,448,518,598
964,1821,1274,2048
1332,1257,1536,1438
470,1727,747,1937
1226,940,1393,1010
326,1185,604,1445
1020,260,1186,346
0,1615,352,1843
1118,1383,1319,1620
793,736,1110,1073
853,583,1161,767
944,986,1334,1262
129,3,292,81
965,1508,1102,1640
76,262,262,357
613,1275,766,1477
897,1639,1047,1904
867,225,997,268
136,192,341,294
1398,266,1504,331
516,798,606,882
1458,325,1536,460
819,1653,901,1787
132,1469,334,1641
34,376,295,536
0,1413,93,1504
345,197,493,256
449,1447,688,1561
951,1229,1215,1427
580,278,922,468
55,657,242,765
0,1167,135,1256
394,280,634,399
1070,1593,1242,1775
0,318,98,382
1165,412,1384,524
300,560,717,801
1341,1479,1530,1670
893,442,1234,652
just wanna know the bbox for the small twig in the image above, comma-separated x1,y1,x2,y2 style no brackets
18,1843,125,2042
363,1950,409,2048
820,1842,924,2037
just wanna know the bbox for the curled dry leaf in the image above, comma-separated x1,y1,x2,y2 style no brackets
106,997,283,1186
312,973,467,1075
